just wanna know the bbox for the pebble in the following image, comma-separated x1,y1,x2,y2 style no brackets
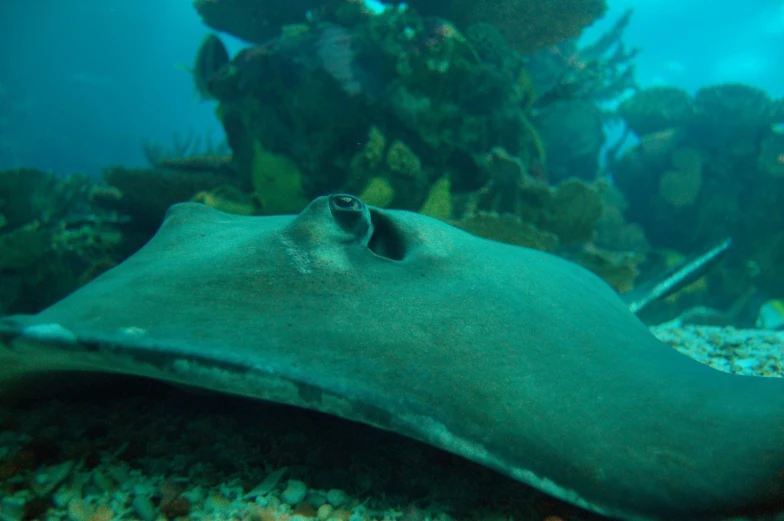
306,492,327,507
651,324,784,377
326,489,349,508
280,479,308,505
131,495,158,521
0,496,26,521
317,504,334,520
246,467,287,498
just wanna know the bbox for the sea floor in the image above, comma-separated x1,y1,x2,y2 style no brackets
0,325,782,521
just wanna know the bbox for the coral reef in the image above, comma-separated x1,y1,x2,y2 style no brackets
524,9,637,106
612,83,784,321
462,146,606,245
0,169,130,314
207,5,631,229
196,1,637,228
406,0,608,55
0,3,647,316
194,0,607,56
209,8,551,214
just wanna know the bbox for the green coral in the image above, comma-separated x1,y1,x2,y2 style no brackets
690,83,784,150
250,141,309,214
386,140,422,178
617,87,694,135
363,126,387,169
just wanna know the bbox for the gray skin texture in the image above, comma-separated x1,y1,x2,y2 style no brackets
1,195,783,521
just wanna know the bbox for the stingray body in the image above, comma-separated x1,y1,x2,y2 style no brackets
1,195,783,521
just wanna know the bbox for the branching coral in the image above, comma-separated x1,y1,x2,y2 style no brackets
525,9,638,107
142,128,231,168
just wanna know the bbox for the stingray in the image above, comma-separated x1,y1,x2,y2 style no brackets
1,194,783,521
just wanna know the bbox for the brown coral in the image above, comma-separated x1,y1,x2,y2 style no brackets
409,0,608,55
571,244,643,293
471,147,606,244
452,211,559,251
195,0,605,55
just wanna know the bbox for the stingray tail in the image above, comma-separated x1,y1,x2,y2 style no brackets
623,238,732,314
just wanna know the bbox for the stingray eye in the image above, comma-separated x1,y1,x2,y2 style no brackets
330,194,364,212
328,194,372,244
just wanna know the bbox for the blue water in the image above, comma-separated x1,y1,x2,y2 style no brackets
0,0,782,176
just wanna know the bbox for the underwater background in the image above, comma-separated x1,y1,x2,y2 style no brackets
3,0,784,326
2,1,784,520
2,0,784,176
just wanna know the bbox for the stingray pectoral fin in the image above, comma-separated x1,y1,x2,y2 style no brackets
3,316,784,521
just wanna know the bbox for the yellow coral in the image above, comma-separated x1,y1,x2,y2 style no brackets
250,141,309,214
359,177,396,208
348,127,389,194
191,186,255,215
419,176,452,221
386,141,422,178
363,126,387,169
